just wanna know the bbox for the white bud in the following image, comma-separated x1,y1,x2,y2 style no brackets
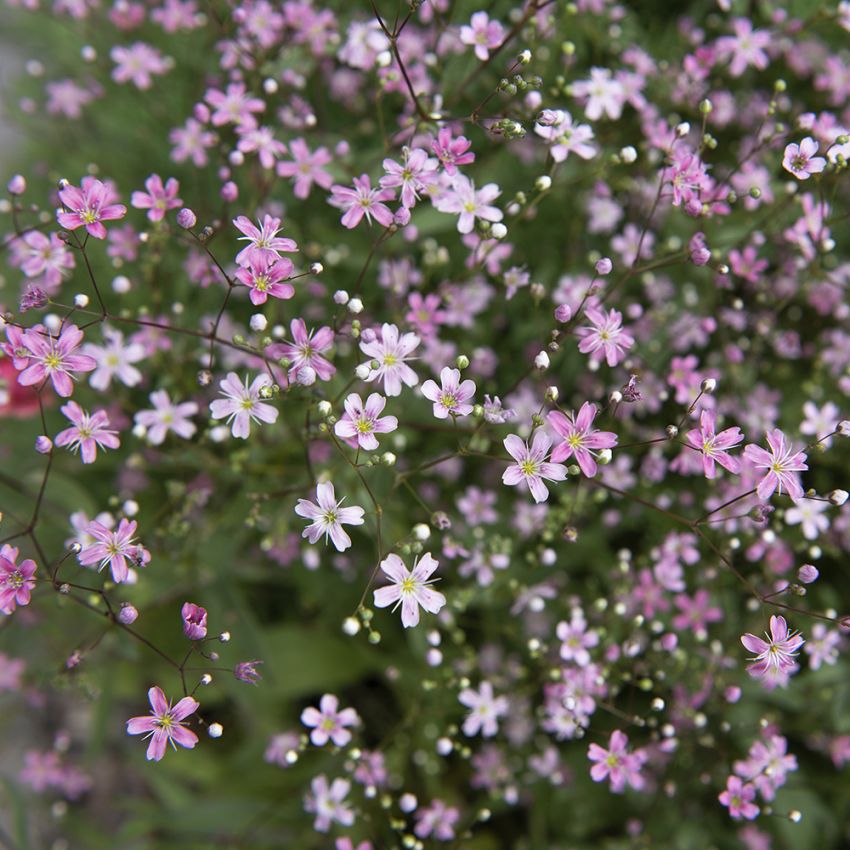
838,420,850,436
545,386,559,402
342,617,361,636
122,500,139,517
317,400,332,417
676,122,690,137
200,673,213,685
310,262,324,275
333,289,349,304
73,293,90,308
272,324,286,339
132,423,147,440
381,451,397,466
788,810,802,823
829,489,848,506
620,145,637,163
700,378,717,393
413,523,431,541
249,314,268,332
44,313,62,334
609,390,623,403
208,723,224,738
518,49,532,64
219,631,231,643
436,737,453,755
490,222,507,239
376,50,392,67
355,363,372,380
399,793,418,813
228,150,245,167
348,297,364,314
81,45,97,62
534,350,550,370
263,77,278,94
535,175,552,191
112,275,131,294
209,425,229,443
597,448,612,465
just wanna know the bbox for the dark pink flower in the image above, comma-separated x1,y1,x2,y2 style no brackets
234,253,295,305
126,686,199,761
16,325,96,398
333,392,397,451
0,545,37,615
743,429,808,502
181,603,208,640
548,402,618,476
57,177,126,239
741,615,804,679
684,409,743,478
131,174,182,222
718,775,759,819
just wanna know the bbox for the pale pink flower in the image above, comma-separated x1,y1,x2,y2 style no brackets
110,42,171,89
741,615,804,679
359,323,420,397
55,401,120,463
329,174,395,228
205,82,265,128
684,409,743,478
271,318,336,384
548,402,617,477
334,392,397,450
276,138,334,198
433,174,502,234
209,372,278,439
502,431,568,503
715,18,771,77
57,177,127,240
421,367,475,419
0,545,37,615
233,214,298,265
304,775,353,832
295,481,365,552
17,325,96,397
782,137,826,180
460,11,504,61
571,67,626,121
380,148,440,208
414,800,460,841
236,125,286,170
576,306,634,367
373,552,446,628
126,686,199,761
458,681,509,737
78,517,150,583
84,328,146,391
534,110,597,161
134,389,198,445
301,694,360,746
130,174,182,222
743,429,808,502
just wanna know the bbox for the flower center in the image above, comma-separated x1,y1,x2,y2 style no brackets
520,459,538,476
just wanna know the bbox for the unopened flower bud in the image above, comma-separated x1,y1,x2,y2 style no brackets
309,262,323,275
595,257,613,275
7,175,26,195
35,435,53,454
249,314,268,332
829,489,848,506
797,564,819,584
333,289,349,304
176,208,197,229
343,617,361,636
490,222,507,239
545,386,559,402
317,400,332,417
700,378,717,393
665,425,679,438
554,304,572,323
534,350,550,370
208,723,224,738
456,354,469,369
219,631,231,643
609,390,623,403
535,175,552,191
118,604,138,625
597,448,612,465
620,146,637,163
676,122,690,137
413,523,431,541
381,452,397,466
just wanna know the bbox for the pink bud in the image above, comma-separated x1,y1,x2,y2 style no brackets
35,435,53,454
7,175,26,195
181,602,208,640
554,304,572,323
220,181,238,202
176,208,197,229
118,603,139,625
797,564,819,584
595,257,613,275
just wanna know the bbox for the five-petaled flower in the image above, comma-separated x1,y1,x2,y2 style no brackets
421,367,476,419
547,402,617,477
576,306,634,367
328,174,395,229
740,615,804,680
718,775,759,820
0,545,37,615
358,323,420,397
301,694,360,747
502,431,568,503
587,729,647,793
458,681,509,737
16,325,97,398
126,686,199,761
78,517,150,583
209,372,278,439
295,481,365,552
782,138,826,180
334,392,397,450
684,409,744,478
57,177,127,239
373,552,446,628
743,429,808,502
55,401,121,464
130,174,182,221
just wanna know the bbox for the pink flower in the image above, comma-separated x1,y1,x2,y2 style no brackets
134,389,198,445
17,230,75,290
301,694,359,746
110,42,171,89
431,128,475,175
458,681,509,737
715,17,771,78
743,429,808,502
236,125,286,170
334,392,397,450
782,137,827,180
571,67,626,121
0,545,37,615
414,800,460,840
126,686,199,761
741,615,804,679
502,431,568,503
205,82,265,128
57,177,127,239
684,409,743,478
587,729,647,793
373,552,446,628
380,148,440,208
460,11,505,61
16,325,97,397
55,401,121,464
718,775,759,819
433,174,502,234
84,328,146,391
78,517,150,583
234,253,295,305
270,318,336,384
359,323,420,397
576,306,634,367
130,174,182,222
209,372,278,439
329,174,395,229
233,214,298,266
421,367,476,419
295,481,365,552
534,110,597,162
304,775,353,832
276,138,334,199
181,603,207,640
547,402,617,477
